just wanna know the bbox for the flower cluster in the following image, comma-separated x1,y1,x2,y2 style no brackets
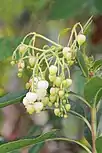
23,79,49,114
11,24,86,118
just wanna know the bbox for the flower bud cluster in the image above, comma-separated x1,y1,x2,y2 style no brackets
48,65,72,118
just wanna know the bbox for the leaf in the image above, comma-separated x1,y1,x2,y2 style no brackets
53,138,92,153
0,90,27,108
94,88,102,106
0,130,92,153
83,16,93,34
92,59,102,70
96,136,102,153
27,126,41,137
29,142,44,153
58,28,71,43
69,91,91,107
94,0,102,13
0,37,22,61
0,130,57,153
76,51,88,78
84,77,102,106
69,110,91,132
49,0,88,20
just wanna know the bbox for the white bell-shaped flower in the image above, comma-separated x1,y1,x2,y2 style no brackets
23,97,29,106
33,102,43,113
37,80,49,89
36,89,47,100
26,104,35,114
26,92,37,102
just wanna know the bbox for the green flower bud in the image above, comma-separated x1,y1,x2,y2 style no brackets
50,95,56,103
54,77,62,87
49,74,56,82
61,114,63,117
10,61,15,66
17,72,22,78
64,114,68,118
49,65,57,75
48,102,52,107
26,105,35,114
55,102,59,107
63,47,72,60
29,56,36,67
54,108,60,116
34,102,43,113
63,47,71,56
60,107,63,112
77,34,86,46
62,80,67,87
67,60,74,66
55,88,59,93
50,88,56,96
27,66,30,69
19,44,27,54
18,68,23,72
26,82,31,89
42,97,49,106
66,79,72,87
65,93,69,98
65,104,71,111
59,90,64,98
65,52,72,60
62,99,67,104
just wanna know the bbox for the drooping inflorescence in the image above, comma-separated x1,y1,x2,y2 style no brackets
11,23,86,118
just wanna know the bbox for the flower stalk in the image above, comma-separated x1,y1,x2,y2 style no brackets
91,107,96,153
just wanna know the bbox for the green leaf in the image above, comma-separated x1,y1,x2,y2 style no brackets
49,0,88,20
27,126,41,137
58,28,71,43
69,110,91,132
76,51,88,77
96,136,102,153
53,138,92,153
29,142,44,153
92,59,102,70
69,91,91,107
0,37,22,61
94,0,102,13
83,16,93,34
94,88,102,106
84,77,102,106
0,130,57,153
0,90,27,108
